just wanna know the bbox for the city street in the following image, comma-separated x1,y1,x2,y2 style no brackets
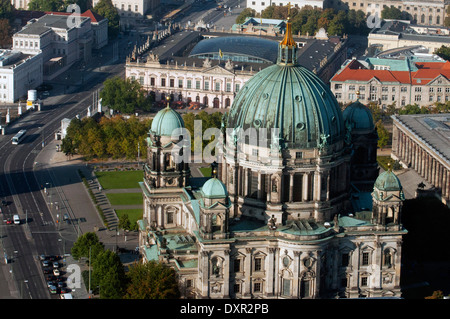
0,33,136,299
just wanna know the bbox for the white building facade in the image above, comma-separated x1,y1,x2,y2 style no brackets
247,0,324,14
92,0,159,28
126,55,255,108
0,50,43,103
12,14,93,79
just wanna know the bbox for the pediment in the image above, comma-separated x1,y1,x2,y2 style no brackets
203,65,234,75
426,74,450,86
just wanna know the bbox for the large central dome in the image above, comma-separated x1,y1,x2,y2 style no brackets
227,23,345,150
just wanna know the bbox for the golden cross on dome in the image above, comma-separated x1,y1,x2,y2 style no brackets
287,2,292,19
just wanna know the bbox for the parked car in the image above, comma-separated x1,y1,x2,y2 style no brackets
60,287,71,294
43,267,52,274
53,269,60,276
49,285,58,294
52,261,59,268
47,281,56,288
42,260,50,267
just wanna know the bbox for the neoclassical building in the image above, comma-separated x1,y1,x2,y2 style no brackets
138,22,407,299
391,113,450,205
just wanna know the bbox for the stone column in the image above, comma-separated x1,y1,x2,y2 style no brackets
258,172,262,200
302,172,309,202
244,248,253,297
293,251,302,298
223,250,231,298
289,173,294,202
267,247,277,297
314,171,321,201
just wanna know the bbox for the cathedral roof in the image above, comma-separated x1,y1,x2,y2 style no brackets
343,99,375,132
226,21,345,149
150,106,184,136
201,178,228,199
374,170,402,191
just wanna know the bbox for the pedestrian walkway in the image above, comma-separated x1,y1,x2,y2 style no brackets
80,170,120,230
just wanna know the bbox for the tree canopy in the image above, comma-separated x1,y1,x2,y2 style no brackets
61,115,151,160
91,249,127,298
381,5,404,20
100,76,153,114
71,232,105,261
124,261,180,299
237,5,370,36
435,45,450,61
93,0,120,39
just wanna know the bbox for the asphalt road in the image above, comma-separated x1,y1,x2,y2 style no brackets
0,38,129,299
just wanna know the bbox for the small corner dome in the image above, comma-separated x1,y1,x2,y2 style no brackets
343,100,374,132
201,178,228,199
150,107,184,136
374,170,402,191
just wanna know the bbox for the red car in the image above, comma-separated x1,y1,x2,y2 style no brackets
5,219,12,224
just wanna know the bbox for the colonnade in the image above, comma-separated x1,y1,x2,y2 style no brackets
392,125,449,201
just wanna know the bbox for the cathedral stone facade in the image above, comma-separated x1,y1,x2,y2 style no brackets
137,21,407,299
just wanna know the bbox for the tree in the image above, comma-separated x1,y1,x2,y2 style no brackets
381,6,403,20
124,261,180,299
27,0,65,11
235,8,255,24
0,19,12,48
434,45,450,61
327,10,346,36
398,103,429,115
100,76,151,114
118,214,131,231
64,0,91,12
71,232,105,261
91,250,126,298
0,0,14,20
425,290,445,299
93,0,120,39
261,5,275,19
375,120,390,149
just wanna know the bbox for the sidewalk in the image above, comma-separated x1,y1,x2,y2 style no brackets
35,139,138,247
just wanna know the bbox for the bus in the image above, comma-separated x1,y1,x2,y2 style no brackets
12,129,27,145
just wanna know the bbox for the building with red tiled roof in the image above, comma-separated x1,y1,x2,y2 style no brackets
330,57,450,109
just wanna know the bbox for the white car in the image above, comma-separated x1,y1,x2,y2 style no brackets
53,269,60,276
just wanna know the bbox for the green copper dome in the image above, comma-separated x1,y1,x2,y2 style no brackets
226,23,345,149
343,100,374,132
374,170,402,191
201,178,228,199
151,107,185,136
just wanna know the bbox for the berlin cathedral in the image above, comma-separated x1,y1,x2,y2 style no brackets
137,21,407,299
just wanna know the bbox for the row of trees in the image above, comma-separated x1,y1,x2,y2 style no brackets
71,232,179,298
60,108,226,161
236,6,370,36
61,115,151,160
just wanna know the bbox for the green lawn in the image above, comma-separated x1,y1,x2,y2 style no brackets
106,193,143,206
115,209,143,226
199,166,212,177
95,170,143,189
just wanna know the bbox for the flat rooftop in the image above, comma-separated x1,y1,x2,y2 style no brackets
392,114,450,165
16,14,89,35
